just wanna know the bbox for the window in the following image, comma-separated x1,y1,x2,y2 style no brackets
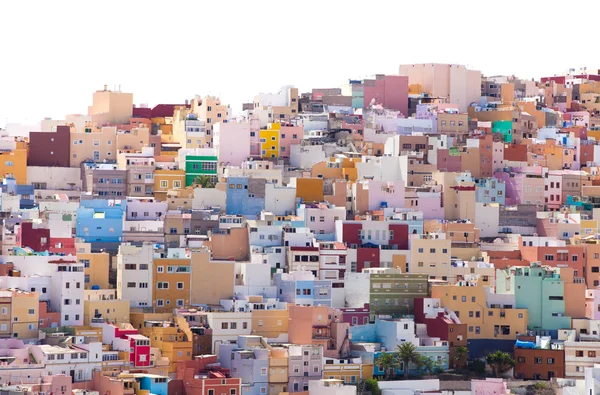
127,282,136,288
157,266,164,273
177,282,184,290
222,322,229,329
576,350,584,357
589,351,596,358
160,180,168,188
517,357,525,363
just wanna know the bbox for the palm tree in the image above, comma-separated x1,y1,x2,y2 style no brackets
418,356,435,375
194,175,216,188
485,351,515,378
375,352,397,380
396,342,421,379
453,346,469,369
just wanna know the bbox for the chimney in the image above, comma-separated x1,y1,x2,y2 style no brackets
103,85,108,91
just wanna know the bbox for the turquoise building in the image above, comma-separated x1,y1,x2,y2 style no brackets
498,264,570,333
492,120,513,143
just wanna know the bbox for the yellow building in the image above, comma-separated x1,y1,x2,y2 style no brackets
154,169,186,201
153,257,192,311
0,289,39,339
78,252,110,290
431,283,528,340
140,323,193,373
0,149,27,184
252,308,289,339
296,178,324,203
260,124,281,159
83,290,130,325
322,362,374,384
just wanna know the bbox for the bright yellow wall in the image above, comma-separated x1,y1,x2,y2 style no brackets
260,125,280,158
0,149,27,184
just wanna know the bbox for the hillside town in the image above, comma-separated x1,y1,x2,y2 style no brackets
0,64,600,394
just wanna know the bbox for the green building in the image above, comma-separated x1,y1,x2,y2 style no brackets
178,148,218,186
369,269,429,318
492,120,513,143
497,263,570,332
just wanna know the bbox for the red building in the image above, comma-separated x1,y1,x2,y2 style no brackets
177,355,239,395
17,222,50,252
414,297,468,368
340,303,370,326
28,125,71,167
49,237,76,255
126,334,151,367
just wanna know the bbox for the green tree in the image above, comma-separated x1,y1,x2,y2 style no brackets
453,346,469,369
375,352,397,380
417,355,435,375
194,175,216,188
362,379,381,395
485,351,515,378
396,342,421,379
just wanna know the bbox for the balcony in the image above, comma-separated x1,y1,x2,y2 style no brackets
312,326,330,340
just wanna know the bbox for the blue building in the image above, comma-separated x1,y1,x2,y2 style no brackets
226,176,265,218
75,199,125,243
274,272,332,307
475,177,505,205
1,177,35,209
139,375,168,395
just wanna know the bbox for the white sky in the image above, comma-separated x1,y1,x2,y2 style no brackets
1,0,598,128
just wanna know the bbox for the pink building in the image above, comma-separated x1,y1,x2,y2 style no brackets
340,303,370,326
39,374,72,395
301,203,346,237
363,75,409,116
437,149,462,172
471,378,510,394
279,125,304,157
367,180,405,212
545,174,563,210
405,190,444,220
214,122,251,167
585,289,600,320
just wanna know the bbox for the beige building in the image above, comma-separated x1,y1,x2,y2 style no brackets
409,235,452,278
88,86,133,126
564,341,600,378
116,126,150,152
83,289,130,325
432,171,476,222
269,347,289,395
70,125,117,167
190,251,235,305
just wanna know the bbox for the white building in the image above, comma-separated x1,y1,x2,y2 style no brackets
32,339,102,381
116,243,153,308
234,262,276,299
309,380,356,395
206,312,252,354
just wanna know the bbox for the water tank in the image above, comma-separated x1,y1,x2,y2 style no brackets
91,285,100,290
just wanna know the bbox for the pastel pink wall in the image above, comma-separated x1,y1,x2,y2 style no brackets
279,125,304,157
367,181,405,211
545,175,562,209
417,194,444,220
363,76,408,116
